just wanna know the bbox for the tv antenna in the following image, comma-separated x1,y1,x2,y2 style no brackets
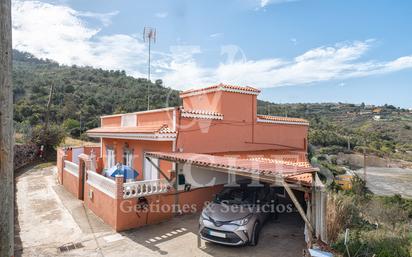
143,27,156,110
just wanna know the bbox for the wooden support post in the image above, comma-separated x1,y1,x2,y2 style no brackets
282,180,314,234
0,0,14,255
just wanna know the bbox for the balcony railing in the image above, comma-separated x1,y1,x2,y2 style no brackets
64,160,79,177
123,179,170,199
87,170,116,198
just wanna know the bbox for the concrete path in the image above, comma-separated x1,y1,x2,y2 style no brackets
15,164,306,257
354,167,412,198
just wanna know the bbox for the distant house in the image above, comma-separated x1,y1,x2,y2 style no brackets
372,108,382,114
56,84,325,242
359,111,372,115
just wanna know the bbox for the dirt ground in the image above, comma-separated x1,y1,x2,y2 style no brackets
354,167,412,198
15,164,306,257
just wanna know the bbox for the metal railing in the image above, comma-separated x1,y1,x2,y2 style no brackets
87,170,116,198
64,160,79,177
123,179,170,199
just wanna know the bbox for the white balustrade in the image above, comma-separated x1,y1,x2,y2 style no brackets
64,160,79,177
87,170,116,198
123,179,170,199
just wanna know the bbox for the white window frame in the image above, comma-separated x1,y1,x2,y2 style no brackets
121,114,137,127
106,147,115,168
123,148,134,167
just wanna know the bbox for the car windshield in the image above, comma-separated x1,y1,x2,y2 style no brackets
214,187,258,205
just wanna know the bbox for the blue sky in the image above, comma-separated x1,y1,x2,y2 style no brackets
11,0,412,107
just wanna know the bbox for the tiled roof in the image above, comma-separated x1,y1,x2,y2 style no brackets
181,109,224,120
180,83,261,98
158,126,177,134
146,152,317,181
87,124,176,134
285,173,313,186
247,157,312,168
257,115,309,125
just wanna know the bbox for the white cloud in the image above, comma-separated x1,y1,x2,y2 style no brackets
209,32,224,38
11,1,412,92
77,10,119,26
12,0,146,77
260,0,299,8
158,40,412,90
155,12,168,18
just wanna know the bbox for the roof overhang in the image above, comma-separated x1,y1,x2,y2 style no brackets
180,84,261,98
145,151,318,187
87,132,176,141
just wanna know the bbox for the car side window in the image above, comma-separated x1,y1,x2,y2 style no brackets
256,188,268,204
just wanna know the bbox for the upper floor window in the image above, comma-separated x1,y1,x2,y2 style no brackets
121,114,137,127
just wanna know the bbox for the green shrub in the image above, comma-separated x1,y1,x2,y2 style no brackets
63,118,81,137
27,124,65,155
320,160,346,175
347,174,371,197
332,229,411,257
319,146,347,155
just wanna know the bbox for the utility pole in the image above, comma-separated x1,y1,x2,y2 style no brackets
44,83,54,130
0,0,14,256
143,27,156,110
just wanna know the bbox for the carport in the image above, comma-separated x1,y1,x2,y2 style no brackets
144,151,322,245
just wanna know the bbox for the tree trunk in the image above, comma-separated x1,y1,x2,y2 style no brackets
0,0,14,256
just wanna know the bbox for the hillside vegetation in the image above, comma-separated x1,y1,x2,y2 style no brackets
13,50,180,140
13,50,412,162
258,102,412,162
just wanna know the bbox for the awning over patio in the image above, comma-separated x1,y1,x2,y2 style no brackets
145,151,318,186
145,151,319,235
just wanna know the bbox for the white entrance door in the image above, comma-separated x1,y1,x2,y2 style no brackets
144,157,159,181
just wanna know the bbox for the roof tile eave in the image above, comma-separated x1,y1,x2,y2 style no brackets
180,84,261,97
257,114,309,124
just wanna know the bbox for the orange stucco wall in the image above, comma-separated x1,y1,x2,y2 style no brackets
136,109,175,128
220,92,256,121
101,138,173,180
101,115,122,127
176,90,308,154
176,118,307,154
84,182,118,229
84,146,101,157
101,109,175,129
62,169,79,198
57,148,64,184
182,91,222,113
114,184,224,231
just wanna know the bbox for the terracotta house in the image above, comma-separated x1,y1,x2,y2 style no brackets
57,84,326,240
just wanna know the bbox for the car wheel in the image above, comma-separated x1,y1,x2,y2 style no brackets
249,221,260,246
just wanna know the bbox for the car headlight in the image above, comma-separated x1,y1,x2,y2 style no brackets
230,214,252,226
201,212,209,220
